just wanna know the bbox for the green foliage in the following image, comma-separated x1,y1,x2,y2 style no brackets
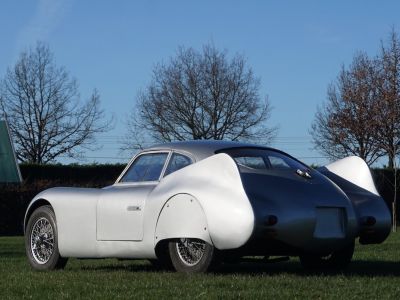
0,235,400,299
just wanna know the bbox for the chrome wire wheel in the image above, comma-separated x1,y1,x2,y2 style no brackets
176,238,206,266
30,217,55,264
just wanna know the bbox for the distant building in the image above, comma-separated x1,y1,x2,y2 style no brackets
0,119,22,183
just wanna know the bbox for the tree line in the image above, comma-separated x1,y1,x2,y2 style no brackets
312,29,400,168
0,30,399,168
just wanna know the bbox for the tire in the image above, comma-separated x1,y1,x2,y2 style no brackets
168,238,215,273
25,205,68,270
299,241,355,270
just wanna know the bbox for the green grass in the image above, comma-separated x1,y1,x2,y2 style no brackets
1,235,400,299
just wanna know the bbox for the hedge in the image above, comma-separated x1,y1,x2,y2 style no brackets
0,164,399,236
1,163,126,235
0,183,47,236
372,169,399,214
19,163,125,185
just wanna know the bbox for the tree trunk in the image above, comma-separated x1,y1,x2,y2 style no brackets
388,155,394,169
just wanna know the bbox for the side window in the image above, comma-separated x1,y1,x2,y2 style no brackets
120,153,168,183
267,152,305,170
164,153,192,176
268,155,291,169
234,157,267,169
217,148,307,172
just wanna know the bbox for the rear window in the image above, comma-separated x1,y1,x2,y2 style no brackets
217,148,306,171
164,153,192,176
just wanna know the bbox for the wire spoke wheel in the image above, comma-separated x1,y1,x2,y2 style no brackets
176,238,206,266
25,205,68,270
30,217,55,264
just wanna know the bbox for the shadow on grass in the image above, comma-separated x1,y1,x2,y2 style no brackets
347,260,400,276
78,259,400,277
80,262,169,273
215,259,400,277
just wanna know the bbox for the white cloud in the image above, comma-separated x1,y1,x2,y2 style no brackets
15,0,71,51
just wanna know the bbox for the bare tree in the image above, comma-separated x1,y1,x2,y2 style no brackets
375,29,400,169
375,29,400,231
0,42,111,163
311,52,383,166
125,44,276,149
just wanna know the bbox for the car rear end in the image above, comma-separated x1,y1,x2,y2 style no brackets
217,147,370,257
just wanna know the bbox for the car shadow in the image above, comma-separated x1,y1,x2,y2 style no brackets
80,261,169,273
214,259,400,277
79,259,400,277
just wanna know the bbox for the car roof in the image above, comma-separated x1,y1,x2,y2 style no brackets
143,140,275,161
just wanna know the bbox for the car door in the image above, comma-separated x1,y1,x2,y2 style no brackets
96,151,170,241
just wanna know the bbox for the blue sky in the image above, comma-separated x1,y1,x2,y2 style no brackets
1,0,399,165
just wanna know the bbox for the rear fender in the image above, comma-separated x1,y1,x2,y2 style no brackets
319,156,391,244
154,194,211,246
322,156,379,195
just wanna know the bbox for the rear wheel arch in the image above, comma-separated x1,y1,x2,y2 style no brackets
154,193,213,246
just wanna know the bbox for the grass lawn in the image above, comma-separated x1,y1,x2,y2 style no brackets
0,234,400,299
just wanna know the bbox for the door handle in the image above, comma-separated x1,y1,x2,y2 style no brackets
127,205,141,211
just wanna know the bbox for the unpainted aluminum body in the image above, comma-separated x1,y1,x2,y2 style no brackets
24,140,391,259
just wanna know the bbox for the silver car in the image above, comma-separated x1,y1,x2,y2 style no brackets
24,140,391,273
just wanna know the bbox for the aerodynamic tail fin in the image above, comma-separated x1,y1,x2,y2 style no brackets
322,156,379,196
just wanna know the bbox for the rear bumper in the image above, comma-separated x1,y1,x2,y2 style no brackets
251,206,358,255
244,204,390,256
